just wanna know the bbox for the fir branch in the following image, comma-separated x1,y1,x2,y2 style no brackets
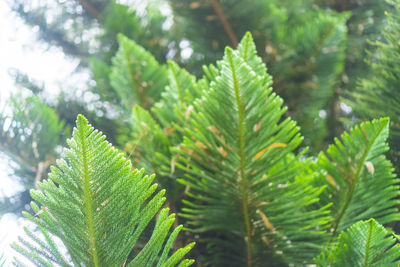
226,47,252,266
13,115,194,266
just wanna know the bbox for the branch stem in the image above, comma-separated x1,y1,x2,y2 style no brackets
79,121,100,266
76,0,100,19
227,49,252,266
210,0,238,48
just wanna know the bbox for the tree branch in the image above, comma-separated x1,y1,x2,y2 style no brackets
209,0,238,48
35,160,52,188
75,0,100,20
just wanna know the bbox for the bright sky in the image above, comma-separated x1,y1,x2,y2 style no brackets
0,1,82,264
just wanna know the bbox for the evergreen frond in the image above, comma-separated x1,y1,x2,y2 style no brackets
89,58,115,103
315,219,400,266
123,59,207,253
315,118,400,234
0,95,67,214
275,11,349,148
236,32,268,80
346,0,400,166
127,60,203,200
110,34,169,110
6,1,400,266
176,34,330,266
12,115,194,266
99,2,143,61
129,104,170,174
152,60,201,128
0,95,66,166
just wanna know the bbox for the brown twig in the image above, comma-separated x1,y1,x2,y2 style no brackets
340,0,348,11
209,0,238,48
35,160,51,188
76,0,100,19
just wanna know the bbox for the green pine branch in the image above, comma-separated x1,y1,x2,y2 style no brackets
110,34,169,110
175,33,330,266
12,115,194,266
315,118,400,235
315,219,400,266
346,0,400,166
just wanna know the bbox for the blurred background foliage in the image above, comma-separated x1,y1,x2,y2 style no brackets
1,0,398,249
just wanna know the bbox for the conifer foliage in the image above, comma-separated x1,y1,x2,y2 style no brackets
12,115,194,266
315,219,400,267
118,32,400,266
0,96,68,214
7,23,400,267
348,0,400,167
176,34,331,266
2,0,390,223
110,34,169,111
315,118,400,233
